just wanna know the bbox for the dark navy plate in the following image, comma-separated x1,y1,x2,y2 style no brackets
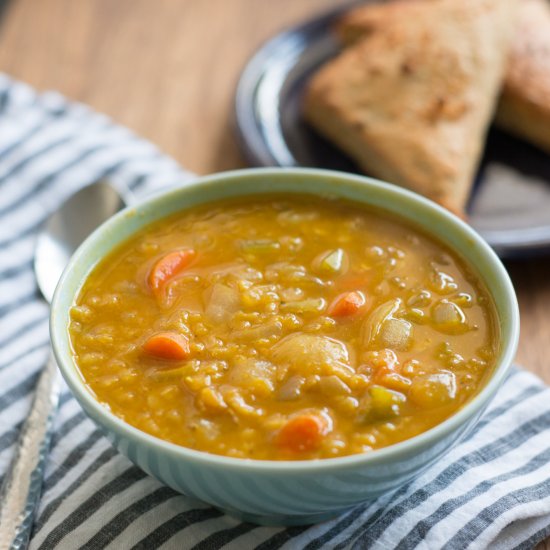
235,3,550,258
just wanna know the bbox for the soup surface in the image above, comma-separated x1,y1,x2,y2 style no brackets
69,194,499,460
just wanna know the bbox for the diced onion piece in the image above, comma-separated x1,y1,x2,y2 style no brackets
205,283,240,323
378,318,412,350
431,300,468,334
233,320,283,342
409,372,457,408
362,298,401,347
278,376,305,401
316,248,348,274
280,298,326,315
229,358,276,396
240,239,281,255
192,419,220,441
322,249,345,272
272,334,350,373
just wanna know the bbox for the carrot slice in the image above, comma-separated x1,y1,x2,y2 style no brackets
328,291,366,318
142,332,190,360
148,249,195,296
277,414,329,453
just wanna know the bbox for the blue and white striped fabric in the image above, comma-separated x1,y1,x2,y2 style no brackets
1,73,550,550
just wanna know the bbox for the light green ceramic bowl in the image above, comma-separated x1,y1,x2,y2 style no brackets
50,168,519,526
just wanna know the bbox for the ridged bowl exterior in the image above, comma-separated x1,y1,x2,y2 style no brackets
83,399,482,525
51,168,519,525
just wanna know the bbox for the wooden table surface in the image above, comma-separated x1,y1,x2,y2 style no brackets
1,0,549,546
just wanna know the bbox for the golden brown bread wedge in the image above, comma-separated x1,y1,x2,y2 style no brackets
304,0,517,214
495,0,550,154
339,0,550,155
336,0,435,45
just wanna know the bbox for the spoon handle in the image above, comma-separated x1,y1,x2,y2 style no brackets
0,351,60,550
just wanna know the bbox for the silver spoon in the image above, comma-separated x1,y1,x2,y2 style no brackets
0,181,127,550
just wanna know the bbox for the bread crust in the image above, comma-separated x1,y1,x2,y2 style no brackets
305,0,516,212
496,0,550,153
338,0,550,155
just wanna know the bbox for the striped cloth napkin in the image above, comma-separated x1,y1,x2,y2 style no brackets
1,73,550,550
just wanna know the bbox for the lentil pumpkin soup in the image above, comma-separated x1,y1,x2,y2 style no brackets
69,195,499,460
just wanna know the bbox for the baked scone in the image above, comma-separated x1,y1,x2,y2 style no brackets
336,0,436,46
304,0,517,214
495,0,550,154
338,0,550,155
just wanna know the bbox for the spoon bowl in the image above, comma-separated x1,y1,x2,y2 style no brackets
34,181,126,303
0,180,126,550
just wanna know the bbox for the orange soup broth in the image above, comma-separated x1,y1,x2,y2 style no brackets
69,195,499,460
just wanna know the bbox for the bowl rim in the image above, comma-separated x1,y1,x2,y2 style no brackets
51,167,520,473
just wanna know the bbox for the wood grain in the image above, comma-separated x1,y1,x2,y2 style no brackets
0,0,347,174
0,0,549,545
